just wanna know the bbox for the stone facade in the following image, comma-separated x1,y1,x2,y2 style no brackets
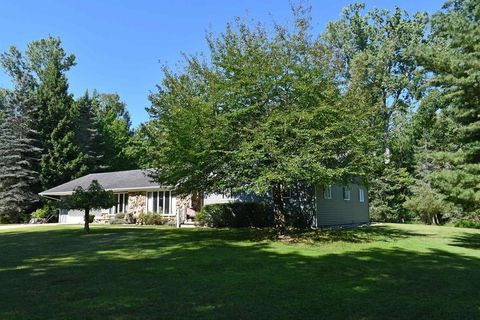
126,192,146,223
176,194,191,211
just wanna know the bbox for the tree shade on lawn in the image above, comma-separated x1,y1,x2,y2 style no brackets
0,223,478,319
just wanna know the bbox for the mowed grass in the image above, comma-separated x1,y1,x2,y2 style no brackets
0,224,479,320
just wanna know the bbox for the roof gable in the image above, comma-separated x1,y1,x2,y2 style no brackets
40,169,162,196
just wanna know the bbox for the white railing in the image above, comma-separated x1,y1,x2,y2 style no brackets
176,207,187,228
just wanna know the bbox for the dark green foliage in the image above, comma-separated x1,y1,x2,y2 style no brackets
196,202,272,228
403,183,454,225
1,37,139,199
95,93,137,171
0,89,6,119
59,180,116,233
418,0,480,219
323,4,428,163
403,137,459,225
72,91,104,173
125,123,154,169
454,220,480,229
149,7,376,229
369,166,413,223
0,74,41,223
1,36,84,189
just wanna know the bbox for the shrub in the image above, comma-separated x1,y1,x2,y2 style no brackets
31,204,58,222
115,212,125,220
109,218,125,225
31,207,48,219
403,183,456,225
138,212,166,225
196,202,272,228
455,220,480,229
87,214,95,223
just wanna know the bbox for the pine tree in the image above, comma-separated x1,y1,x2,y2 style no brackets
404,137,458,225
26,37,84,188
1,37,85,189
0,75,41,223
419,0,480,219
73,91,104,173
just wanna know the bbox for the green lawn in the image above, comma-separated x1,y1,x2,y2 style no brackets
0,224,479,319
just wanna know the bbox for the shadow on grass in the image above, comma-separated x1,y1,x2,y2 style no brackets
244,224,428,244
451,232,480,250
0,226,478,320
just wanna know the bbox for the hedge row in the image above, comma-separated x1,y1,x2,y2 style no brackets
196,202,273,228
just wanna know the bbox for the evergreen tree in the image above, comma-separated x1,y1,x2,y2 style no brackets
0,88,6,115
29,37,83,188
73,91,104,173
369,166,413,222
1,36,84,189
0,74,41,223
125,122,154,169
404,137,458,225
419,0,480,219
95,93,136,170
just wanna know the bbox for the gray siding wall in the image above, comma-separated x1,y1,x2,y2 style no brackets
315,184,369,226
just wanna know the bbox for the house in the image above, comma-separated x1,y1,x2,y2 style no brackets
39,169,369,227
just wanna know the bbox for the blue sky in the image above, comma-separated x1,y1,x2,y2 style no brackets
0,0,444,127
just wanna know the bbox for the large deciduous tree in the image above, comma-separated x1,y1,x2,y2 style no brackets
149,7,376,229
95,93,136,171
322,4,429,222
322,4,428,161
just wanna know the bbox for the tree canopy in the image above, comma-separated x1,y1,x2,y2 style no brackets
59,180,116,233
148,7,377,229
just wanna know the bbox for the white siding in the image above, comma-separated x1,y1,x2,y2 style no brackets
58,208,106,224
203,193,239,205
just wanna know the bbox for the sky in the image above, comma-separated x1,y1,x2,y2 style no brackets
0,0,445,127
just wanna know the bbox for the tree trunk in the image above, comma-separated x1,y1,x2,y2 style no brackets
84,208,90,234
272,183,286,232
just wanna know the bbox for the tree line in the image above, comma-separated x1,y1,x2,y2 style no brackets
0,37,144,222
0,0,478,228
146,0,479,229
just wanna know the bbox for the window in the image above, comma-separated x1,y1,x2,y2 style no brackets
359,189,365,203
147,191,172,214
115,193,128,213
343,186,351,201
323,186,332,199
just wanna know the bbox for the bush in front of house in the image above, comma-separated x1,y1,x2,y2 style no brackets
196,202,272,228
109,218,125,225
88,214,95,223
30,203,59,223
115,212,125,220
31,207,48,219
137,212,166,225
